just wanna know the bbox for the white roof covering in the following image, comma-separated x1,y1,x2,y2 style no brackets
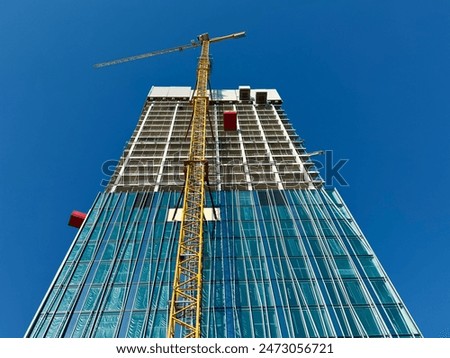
147,86,192,99
148,86,282,102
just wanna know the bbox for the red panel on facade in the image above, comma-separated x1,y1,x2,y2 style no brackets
68,210,87,228
223,111,237,131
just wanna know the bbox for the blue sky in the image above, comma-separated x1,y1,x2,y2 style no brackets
1,1,449,338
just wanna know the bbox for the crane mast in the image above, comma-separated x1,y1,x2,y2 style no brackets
93,31,245,338
167,34,210,338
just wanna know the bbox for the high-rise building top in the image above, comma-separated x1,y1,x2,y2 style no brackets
26,85,422,338
108,86,321,193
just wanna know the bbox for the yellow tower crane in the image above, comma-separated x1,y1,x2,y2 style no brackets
94,31,246,338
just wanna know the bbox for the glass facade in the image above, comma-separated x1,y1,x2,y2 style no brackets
26,86,421,338
26,188,421,338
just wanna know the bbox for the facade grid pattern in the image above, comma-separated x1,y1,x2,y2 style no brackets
26,86,421,338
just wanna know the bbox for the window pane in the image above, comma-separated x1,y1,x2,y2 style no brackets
386,306,418,335
46,315,64,337
286,239,301,255
277,205,290,220
325,282,339,305
240,206,254,220
343,280,367,304
371,280,397,304
127,312,145,338
308,239,323,256
95,313,119,337
72,313,89,338
81,244,95,261
316,258,331,279
300,282,317,306
252,309,265,337
355,307,382,336
71,263,88,284
328,238,345,255
290,308,307,337
302,220,315,236
360,257,383,278
116,261,131,283
59,288,76,311
134,285,149,309
83,287,100,310
348,238,370,255
335,258,357,278
105,286,125,310
93,262,110,283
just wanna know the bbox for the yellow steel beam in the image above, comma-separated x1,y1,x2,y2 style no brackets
167,37,210,338
167,32,245,338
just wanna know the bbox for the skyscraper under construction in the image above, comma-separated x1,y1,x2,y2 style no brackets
26,84,421,338
26,32,421,338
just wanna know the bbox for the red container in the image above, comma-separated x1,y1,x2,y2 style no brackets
223,111,237,131
68,210,87,228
